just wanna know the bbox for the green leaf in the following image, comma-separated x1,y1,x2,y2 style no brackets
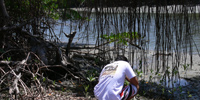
53,80,56,85
43,77,46,82
188,94,192,97
168,90,172,94
7,57,11,61
61,87,65,92
101,32,141,45
33,75,37,80
162,88,165,94
124,80,129,86
173,70,178,75
84,85,90,92
87,75,95,82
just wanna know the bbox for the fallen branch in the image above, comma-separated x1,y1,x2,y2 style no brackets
0,67,6,74
9,73,21,94
7,64,30,95
69,39,143,50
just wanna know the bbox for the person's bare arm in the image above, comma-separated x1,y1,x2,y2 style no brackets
126,76,139,100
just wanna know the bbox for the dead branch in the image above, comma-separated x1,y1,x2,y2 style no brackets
64,31,76,56
0,71,8,84
69,39,143,50
9,73,21,94
0,67,5,73
7,64,30,96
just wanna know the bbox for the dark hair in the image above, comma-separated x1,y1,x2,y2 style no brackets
115,55,129,62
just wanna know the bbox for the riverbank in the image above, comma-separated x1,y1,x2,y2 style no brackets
47,50,200,100
2,44,198,100
23,50,200,100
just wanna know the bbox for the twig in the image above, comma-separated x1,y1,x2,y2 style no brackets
7,65,30,95
0,67,6,74
0,71,10,84
9,73,21,94
31,73,44,96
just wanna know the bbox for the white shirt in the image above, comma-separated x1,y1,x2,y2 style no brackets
94,61,136,100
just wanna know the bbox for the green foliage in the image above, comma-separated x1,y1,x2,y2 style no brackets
149,75,152,81
84,84,90,92
124,80,129,86
5,0,64,20
173,69,179,75
53,80,56,85
162,88,165,94
168,90,172,94
187,91,192,97
43,77,46,82
82,69,99,97
142,90,146,95
136,70,143,77
33,75,37,80
42,0,60,20
83,84,90,97
62,9,84,20
101,32,141,45
6,57,11,61
150,69,153,73
86,69,99,78
61,87,65,92
183,64,189,70
178,86,182,92
87,75,95,82
95,58,100,64
188,94,192,97
165,70,170,74
4,0,53,20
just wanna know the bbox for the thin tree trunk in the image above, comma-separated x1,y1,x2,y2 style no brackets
0,0,9,48
0,0,9,26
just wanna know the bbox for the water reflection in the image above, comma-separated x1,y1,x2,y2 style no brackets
154,76,188,88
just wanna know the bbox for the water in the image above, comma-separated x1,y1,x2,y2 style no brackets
154,76,189,88
49,13,200,54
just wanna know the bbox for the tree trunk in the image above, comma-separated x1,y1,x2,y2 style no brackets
0,0,9,49
0,0,9,26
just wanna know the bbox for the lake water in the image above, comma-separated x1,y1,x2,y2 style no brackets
49,13,200,55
